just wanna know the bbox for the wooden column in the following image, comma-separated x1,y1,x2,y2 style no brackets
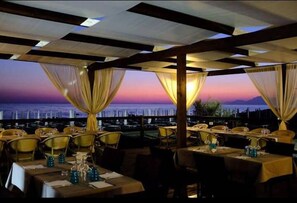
176,54,187,148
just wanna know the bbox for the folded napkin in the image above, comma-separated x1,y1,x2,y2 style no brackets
100,172,123,180
89,181,113,189
234,155,250,160
46,180,72,187
193,148,206,152
257,151,268,156
218,146,231,150
23,164,46,169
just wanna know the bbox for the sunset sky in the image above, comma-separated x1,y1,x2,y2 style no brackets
0,59,260,104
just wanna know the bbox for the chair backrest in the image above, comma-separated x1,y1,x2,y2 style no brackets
265,141,295,156
192,123,208,129
41,134,71,157
72,133,95,152
271,130,295,143
99,131,122,149
158,127,174,138
63,126,85,134
249,128,270,134
99,147,125,173
231,126,249,133
211,125,228,130
193,153,228,197
7,137,40,161
1,129,27,137
35,127,59,136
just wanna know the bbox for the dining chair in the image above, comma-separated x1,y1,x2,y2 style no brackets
35,127,59,137
40,134,71,158
231,126,249,133
71,133,96,163
210,125,227,130
270,130,295,144
63,126,85,134
97,131,122,149
97,147,125,173
192,123,208,129
7,137,40,162
249,128,270,134
1,129,27,137
158,127,176,148
193,153,228,198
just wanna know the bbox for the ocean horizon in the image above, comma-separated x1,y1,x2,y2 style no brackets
0,102,269,120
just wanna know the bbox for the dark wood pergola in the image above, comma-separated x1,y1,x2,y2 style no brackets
0,1,297,147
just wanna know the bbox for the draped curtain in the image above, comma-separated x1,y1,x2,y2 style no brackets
245,64,297,130
156,72,208,110
41,63,125,131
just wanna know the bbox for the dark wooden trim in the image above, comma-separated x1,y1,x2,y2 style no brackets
164,65,203,72
0,53,13,59
207,68,246,76
27,50,105,61
62,33,154,51
281,64,286,95
217,58,255,67
0,35,38,46
128,2,234,35
0,1,86,25
87,62,142,71
97,23,297,69
176,54,187,148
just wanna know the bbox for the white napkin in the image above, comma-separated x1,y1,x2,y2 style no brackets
46,180,72,187
218,146,231,150
89,181,113,188
100,172,123,180
23,164,46,169
234,155,250,160
193,148,206,152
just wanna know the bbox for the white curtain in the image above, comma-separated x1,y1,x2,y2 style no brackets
41,63,125,131
245,64,297,130
156,72,208,110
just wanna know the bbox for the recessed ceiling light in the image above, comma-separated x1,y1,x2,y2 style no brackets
35,40,50,47
10,54,20,60
80,18,100,27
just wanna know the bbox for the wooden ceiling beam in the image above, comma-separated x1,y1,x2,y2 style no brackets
27,50,105,61
62,33,154,51
94,22,297,70
128,2,234,35
0,53,13,59
163,65,203,72
0,35,38,46
0,1,86,25
216,58,255,67
207,68,246,76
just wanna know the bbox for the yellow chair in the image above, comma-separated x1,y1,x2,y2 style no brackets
211,125,228,130
35,127,59,136
40,134,71,157
271,130,295,144
158,127,176,148
98,131,122,149
7,137,40,162
231,126,249,133
1,129,27,137
192,123,208,129
63,126,85,134
249,128,270,134
72,133,96,163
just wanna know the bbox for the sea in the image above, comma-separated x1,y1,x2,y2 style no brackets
0,103,269,120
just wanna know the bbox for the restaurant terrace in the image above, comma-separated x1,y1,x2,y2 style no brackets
0,1,297,198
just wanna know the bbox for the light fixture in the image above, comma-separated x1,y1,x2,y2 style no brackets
10,54,20,60
80,18,100,27
35,40,50,47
